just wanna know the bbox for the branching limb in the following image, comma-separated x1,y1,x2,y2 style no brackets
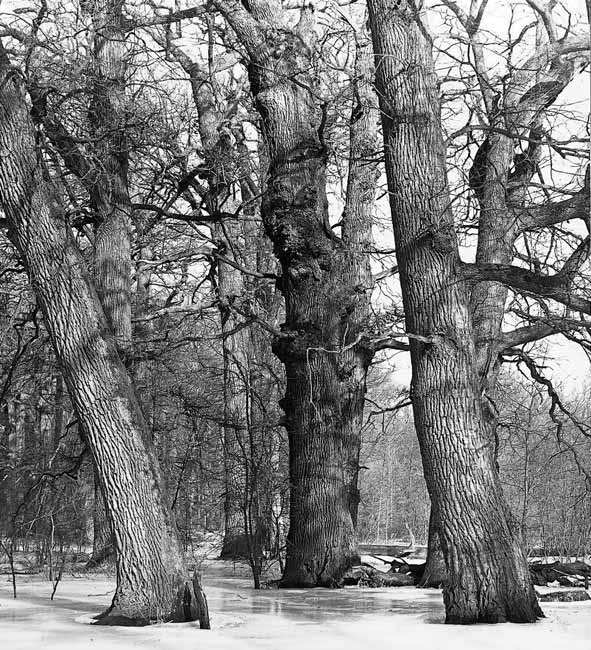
463,237,591,315
516,173,589,232
505,348,591,486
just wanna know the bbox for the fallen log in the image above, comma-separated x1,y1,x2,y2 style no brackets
529,561,591,588
342,565,415,587
390,558,426,581
537,589,591,602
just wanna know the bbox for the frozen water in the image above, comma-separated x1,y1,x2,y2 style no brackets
1,561,589,650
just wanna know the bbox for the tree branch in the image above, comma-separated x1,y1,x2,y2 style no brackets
517,174,590,232
499,321,566,350
463,243,591,315
525,0,558,42
125,5,207,31
210,0,268,60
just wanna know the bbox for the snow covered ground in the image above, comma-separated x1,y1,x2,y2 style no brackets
1,561,590,650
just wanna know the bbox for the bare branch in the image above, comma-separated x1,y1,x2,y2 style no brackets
499,321,567,350
125,5,207,31
213,251,279,280
525,0,558,42
441,0,495,112
373,264,399,282
463,239,591,315
211,0,268,59
517,176,590,232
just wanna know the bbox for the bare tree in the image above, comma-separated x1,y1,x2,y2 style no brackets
367,0,543,623
0,42,209,627
209,0,381,586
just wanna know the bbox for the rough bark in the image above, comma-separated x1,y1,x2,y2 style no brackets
422,8,589,577
367,0,543,623
216,220,252,559
0,46,208,627
212,0,377,586
417,506,446,588
341,31,380,527
86,0,133,359
84,0,134,569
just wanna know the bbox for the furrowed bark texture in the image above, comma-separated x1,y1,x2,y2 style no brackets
83,0,135,567
340,33,380,527
213,0,376,586
0,53,208,627
417,506,446,587
87,0,133,359
420,8,588,582
367,0,543,623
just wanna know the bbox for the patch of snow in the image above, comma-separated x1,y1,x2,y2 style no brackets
1,562,590,650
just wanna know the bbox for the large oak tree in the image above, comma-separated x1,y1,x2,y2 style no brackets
367,0,543,623
0,41,209,627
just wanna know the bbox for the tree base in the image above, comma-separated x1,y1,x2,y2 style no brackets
92,573,210,628
93,612,149,627
444,592,544,624
280,552,360,588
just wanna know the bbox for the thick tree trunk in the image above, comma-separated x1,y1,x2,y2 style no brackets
212,1,376,586
85,0,134,567
252,45,368,587
367,0,542,623
0,48,208,627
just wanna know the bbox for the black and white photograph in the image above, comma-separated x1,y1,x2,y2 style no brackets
0,0,589,648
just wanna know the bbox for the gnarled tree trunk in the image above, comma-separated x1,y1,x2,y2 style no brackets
213,1,377,586
367,0,542,623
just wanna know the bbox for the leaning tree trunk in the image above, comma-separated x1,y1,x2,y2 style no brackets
84,0,134,568
420,10,583,584
212,1,376,586
0,46,208,627
367,0,542,623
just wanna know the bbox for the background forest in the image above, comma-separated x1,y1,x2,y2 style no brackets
0,0,589,629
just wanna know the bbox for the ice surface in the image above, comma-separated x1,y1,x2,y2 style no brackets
1,561,590,650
